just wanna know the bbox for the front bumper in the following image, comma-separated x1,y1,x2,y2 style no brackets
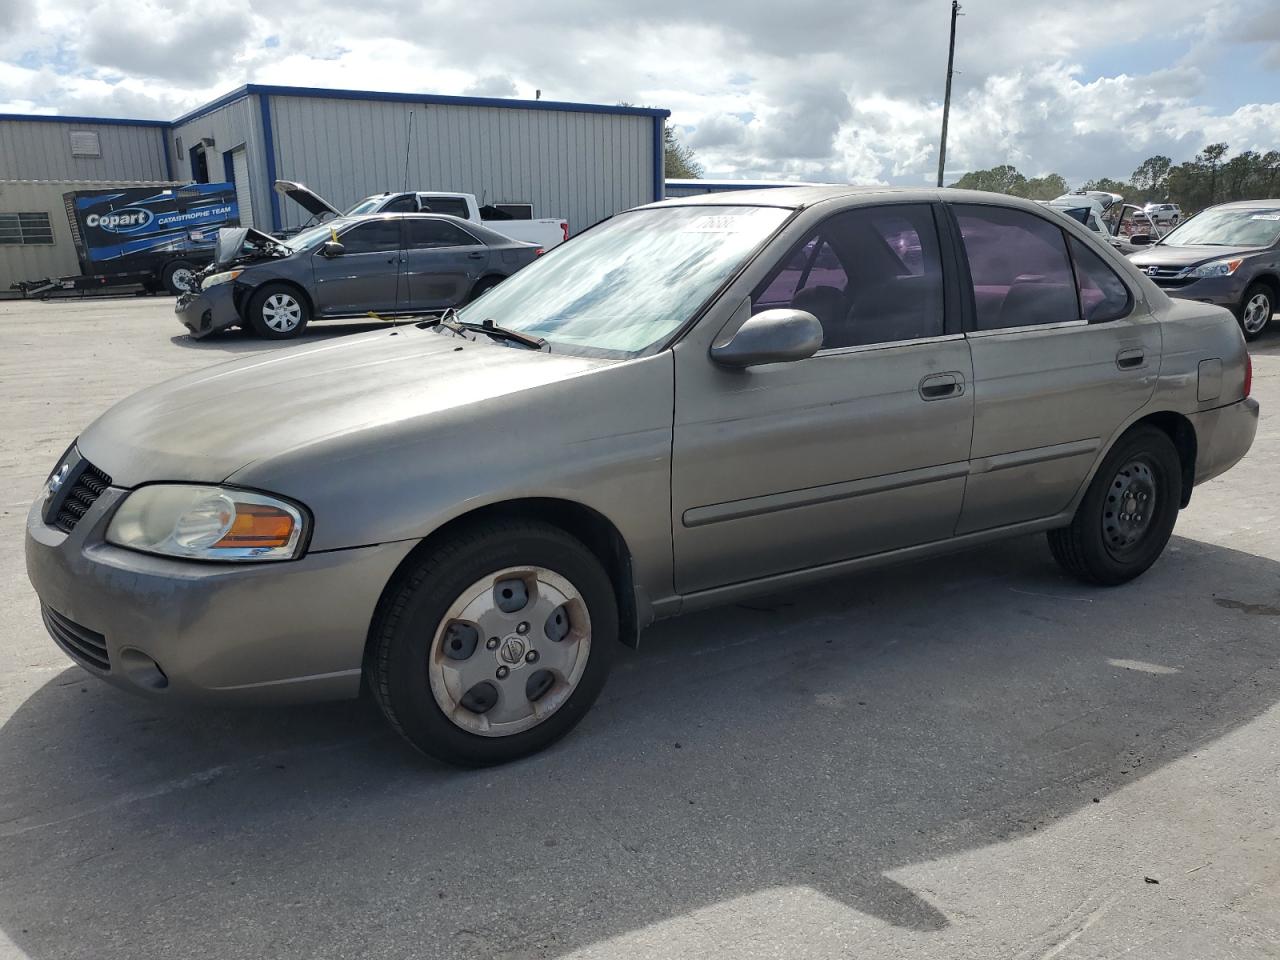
1148,274,1247,310
25,488,417,704
175,281,241,338
1189,397,1260,486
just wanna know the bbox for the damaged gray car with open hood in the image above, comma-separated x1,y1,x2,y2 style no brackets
175,213,542,339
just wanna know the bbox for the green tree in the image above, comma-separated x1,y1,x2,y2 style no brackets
1078,177,1129,196
1021,173,1068,200
664,124,703,179
1131,155,1172,198
950,164,1028,194
1197,142,1229,204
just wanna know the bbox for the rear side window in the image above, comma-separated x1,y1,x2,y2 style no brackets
339,219,402,253
417,196,471,219
1068,236,1132,323
406,218,479,249
954,204,1080,331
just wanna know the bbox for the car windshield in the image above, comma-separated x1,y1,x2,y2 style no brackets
344,197,384,216
453,205,791,357
1160,208,1280,247
282,221,349,252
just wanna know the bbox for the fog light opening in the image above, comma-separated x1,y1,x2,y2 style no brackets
118,648,169,691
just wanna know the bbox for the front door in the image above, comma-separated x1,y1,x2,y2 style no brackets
949,202,1161,533
671,202,975,594
311,217,403,316
401,218,490,309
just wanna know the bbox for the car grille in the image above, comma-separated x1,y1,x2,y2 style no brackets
42,449,111,533
1139,266,1195,289
41,605,110,672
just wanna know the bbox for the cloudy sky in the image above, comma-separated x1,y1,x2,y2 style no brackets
2,0,1279,187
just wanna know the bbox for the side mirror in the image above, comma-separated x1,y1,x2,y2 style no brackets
1128,233,1153,246
711,308,824,368
321,241,346,257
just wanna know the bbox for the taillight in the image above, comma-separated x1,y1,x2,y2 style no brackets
561,222,569,242
1243,351,1252,398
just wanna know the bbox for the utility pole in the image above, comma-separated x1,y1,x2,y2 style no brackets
936,0,960,188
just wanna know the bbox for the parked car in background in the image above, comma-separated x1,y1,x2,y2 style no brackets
1040,197,1140,253
29,187,1257,766
1128,199,1280,339
176,213,541,339
275,180,570,250
1144,202,1182,226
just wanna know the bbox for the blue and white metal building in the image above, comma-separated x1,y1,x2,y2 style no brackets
0,85,669,290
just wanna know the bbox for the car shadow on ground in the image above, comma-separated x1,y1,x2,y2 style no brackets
1,533,1278,958
167,321,389,354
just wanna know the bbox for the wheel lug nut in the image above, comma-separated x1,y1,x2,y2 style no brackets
525,649,539,663
516,622,529,635
496,665,510,680
486,637,499,650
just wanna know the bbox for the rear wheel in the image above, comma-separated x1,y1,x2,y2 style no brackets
1048,426,1182,585
465,275,504,304
248,283,310,339
161,260,198,296
1237,282,1273,341
368,520,618,766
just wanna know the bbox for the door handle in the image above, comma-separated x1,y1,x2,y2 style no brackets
467,251,485,259
919,372,964,401
1116,348,1145,370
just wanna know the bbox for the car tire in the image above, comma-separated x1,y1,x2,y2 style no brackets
1237,282,1273,341
368,520,618,767
161,260,198,296
247,283,310,339
1047,425,1182,586
465,275,504,304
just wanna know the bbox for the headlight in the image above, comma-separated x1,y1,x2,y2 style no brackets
1186,258,1244,279
200,269,243,291
106,485,307,562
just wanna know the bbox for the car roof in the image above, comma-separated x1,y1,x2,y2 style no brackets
641,185,1068,214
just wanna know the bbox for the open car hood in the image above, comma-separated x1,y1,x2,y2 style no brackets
273,179,341,218
214,226,283,266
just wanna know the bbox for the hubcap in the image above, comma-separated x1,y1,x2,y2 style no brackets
428,566,591,737
1242,293,1272,334
171,268,196,292
262,293,302,332
1102,458,1157,556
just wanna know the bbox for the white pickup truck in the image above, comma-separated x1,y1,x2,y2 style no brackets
273,180,569,249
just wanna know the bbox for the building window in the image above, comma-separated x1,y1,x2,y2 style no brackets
69,130,101,158
0,212,55,245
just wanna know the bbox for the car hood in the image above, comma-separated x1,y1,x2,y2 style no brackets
76,329,609,488
273,179,341,218
1128,244,1268,267
213,226,282,266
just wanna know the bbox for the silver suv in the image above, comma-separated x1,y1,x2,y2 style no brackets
27,188,1258,766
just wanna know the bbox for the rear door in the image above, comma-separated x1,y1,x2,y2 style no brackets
400,218,490,309
949,202,1160,533
311,217,403,316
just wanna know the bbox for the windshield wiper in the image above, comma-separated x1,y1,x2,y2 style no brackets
461,318,546,350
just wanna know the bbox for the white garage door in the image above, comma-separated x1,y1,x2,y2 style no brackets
232,147,253,228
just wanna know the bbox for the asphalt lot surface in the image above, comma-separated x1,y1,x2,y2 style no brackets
1,296,1277,960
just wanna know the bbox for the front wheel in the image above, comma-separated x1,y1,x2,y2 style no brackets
368,521,618,766
1237,282,1273,341
247,283,310,339
1047,426,1182,586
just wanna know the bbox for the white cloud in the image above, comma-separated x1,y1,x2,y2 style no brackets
2,0,1279,186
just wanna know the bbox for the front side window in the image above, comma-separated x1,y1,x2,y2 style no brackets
381,195,418,213
750,203,945,348
954,204,1079,331
1068,236,1132,323
338,219,402,254
453,205,790,357
406,218,478,249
